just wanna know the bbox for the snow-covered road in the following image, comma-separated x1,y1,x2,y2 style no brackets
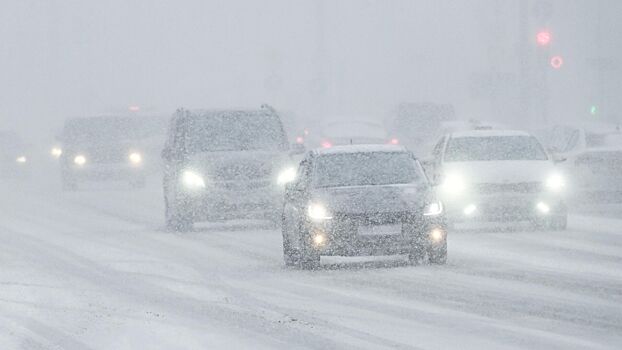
1,177,621,349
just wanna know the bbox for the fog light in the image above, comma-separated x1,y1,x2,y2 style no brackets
129,152,142,164
463,204,477,216
536,202,550,214
51,147,63,158
312,234,326,246
74,155,86,166
429,228,444,243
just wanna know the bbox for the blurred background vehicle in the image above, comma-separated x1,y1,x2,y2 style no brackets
386,102,456,155
538,123,622,196
309,119,394,149
427,129,568,230
162,106,304,231
58,115,166,190
0,131,32,179
281,145,446,269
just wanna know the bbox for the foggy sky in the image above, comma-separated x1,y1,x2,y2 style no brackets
1,0,621,142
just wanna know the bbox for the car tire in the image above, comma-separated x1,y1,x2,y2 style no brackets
408,244,426,265
165,197,193,232
428,240,448,265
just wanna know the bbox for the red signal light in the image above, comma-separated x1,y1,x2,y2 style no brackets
321,140,332,148
536,30,551,46
295,136,304,144
550,55,563,69
389,138,399,145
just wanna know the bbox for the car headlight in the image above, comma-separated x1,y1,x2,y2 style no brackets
277,167,297,185
74,155,86,166
441,174,466,195
51,147,63,158
423,201,444,216
128,152,142,164
307,202,333,221
16,156,27,163
545,173,565,192
181,170,206,189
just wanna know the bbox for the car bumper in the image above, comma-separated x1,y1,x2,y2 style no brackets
305,217,446,256
64,164,146,181
183,185,284,221
442,192,566,222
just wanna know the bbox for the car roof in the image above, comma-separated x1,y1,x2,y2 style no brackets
449,129,531,138
186,109,272,118
312,144,409,156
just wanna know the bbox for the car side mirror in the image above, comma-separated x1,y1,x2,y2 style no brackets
552,154,567,164
290,143,306,155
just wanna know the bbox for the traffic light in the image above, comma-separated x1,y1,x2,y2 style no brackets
536,30,551,46
550,55,563,69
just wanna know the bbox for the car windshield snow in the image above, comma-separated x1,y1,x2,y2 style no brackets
63,117,151,144
445,136,548,162
185,112,288,153
313,152,424,188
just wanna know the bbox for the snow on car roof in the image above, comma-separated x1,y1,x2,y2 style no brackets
450,129,531,138
314,144,408,155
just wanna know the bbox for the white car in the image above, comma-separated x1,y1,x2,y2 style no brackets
427,130,567,229
539,123,622,194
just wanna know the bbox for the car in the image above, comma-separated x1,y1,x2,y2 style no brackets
162,106,304,231
311,120,395,148
281,145,447,269
0,131,31,178
386,102,455,154
58,115,161,190
427,129,567,230
538,123,622,194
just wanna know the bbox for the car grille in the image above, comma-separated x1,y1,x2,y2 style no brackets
213,163,272,181
213,180,272,191
475,182,543,194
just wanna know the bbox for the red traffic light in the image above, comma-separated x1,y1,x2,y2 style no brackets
550,55,564,69
536,30,551,46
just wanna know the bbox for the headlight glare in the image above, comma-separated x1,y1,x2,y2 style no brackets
51,147,63,158
307,202,332,221
545,173,565,192
129,152,142,164
74,155,86,166
182,170,206,189
277,167,296,185
16,156,27,163
423,201,443,216
441,174,466,195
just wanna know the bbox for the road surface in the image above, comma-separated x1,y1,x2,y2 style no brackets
1,177,621,349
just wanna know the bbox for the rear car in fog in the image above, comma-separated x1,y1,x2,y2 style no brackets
0,131,31,178
540,123,622,195
312,120,395,148
281,145,447,269
58,116,162,190
162,107,303,231
427,130,567,230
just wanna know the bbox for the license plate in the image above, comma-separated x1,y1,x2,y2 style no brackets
358,224,402,236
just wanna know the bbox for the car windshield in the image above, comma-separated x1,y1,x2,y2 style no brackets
313,152,424,188
63,117,153,144
185,112,288,153
445,135,548,161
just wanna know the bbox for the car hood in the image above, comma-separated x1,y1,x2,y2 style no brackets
442,160,557,184
310,184,429,215
187,150,293,181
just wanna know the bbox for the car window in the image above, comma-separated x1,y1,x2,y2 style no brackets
444,136,548,161
184,112,288,153
313,152,425,188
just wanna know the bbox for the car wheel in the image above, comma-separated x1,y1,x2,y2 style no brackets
408,244,426,265
165,197,193,232
428,240,448,265
282,225,299,267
